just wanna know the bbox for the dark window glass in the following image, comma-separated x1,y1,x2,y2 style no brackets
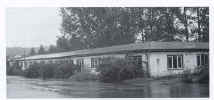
77,59,84,67
178,56,182,68
70,60,73,64
201,54,205,65
205,54,208,65
167,56,172,68
168,55,183,69
173,56,177,68
91,58,101,68
137,56,142,66
197,55,201,66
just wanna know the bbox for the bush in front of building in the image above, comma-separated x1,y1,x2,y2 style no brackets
39,63,57,79
182,65,209,83
23,63,80,79
54,63,79,79
23,63,41,78
7,64,23,76
96,58,144,83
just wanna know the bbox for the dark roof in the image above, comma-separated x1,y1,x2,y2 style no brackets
18,42,209,60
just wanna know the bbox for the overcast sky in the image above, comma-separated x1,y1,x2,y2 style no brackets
6,7,61,48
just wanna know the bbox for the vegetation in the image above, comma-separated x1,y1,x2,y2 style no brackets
182,66,209,83
7,7,209,56
38,45,46,54
54,63,79,79
23,63,78,79
7,64,23,76
56,7,209,51
96,58,144,83
29,48,36,56
23,64,41,78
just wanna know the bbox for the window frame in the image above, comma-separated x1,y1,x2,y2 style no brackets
167,55,184,70
77,58,84,67
197,54,209,66
128,55,142,67
91,57,102,68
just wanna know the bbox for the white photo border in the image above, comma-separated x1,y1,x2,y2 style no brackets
0,0,213,100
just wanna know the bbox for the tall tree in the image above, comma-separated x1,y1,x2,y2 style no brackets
58,7,209,51
59,7,137,49
199,7,209,42
29,48,36,55
38,45,46,54
48,45,59,53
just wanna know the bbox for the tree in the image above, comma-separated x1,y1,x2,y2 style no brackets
199,7,209,42
59,8,137,50
175,7,209,42
38,45,45,54
29,48,36,55
48,45,59,53
58,7,209,51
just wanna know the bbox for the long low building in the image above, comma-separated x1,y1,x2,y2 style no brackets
14,42,209,77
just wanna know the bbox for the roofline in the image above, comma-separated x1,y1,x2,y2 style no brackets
17,48,209,61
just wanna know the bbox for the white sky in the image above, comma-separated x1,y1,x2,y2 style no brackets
6,7,61,48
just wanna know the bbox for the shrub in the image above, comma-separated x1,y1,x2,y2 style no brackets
39,64,56,79
23,63,80,79
182,69,193,83
197,66,209,83
7,64,23,76
182,66,209,83
54,63,78,79
23,63,57,79
96,58,144,83
69,72,98,81
23,63,41,78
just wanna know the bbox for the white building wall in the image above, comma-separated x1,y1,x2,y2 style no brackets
72,54,126,73
17,51,208,77
148,52,207,77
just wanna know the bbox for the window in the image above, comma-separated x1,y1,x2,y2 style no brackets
77,59,84,68
197,54,209,66
70,59,74,64
167,55,183,69
128,55,142,68
91,57,102,68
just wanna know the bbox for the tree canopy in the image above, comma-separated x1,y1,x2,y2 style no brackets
29,48,36,56
57,7,208,51
38,45,46,54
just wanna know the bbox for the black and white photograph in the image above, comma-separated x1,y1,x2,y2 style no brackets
6,7,210,98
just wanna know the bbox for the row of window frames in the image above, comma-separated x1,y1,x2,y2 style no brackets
167,55,183,69
75,58,102,68
22,58,95,68
21,55,143,67
28,56,143,68
167,54,209,69
197,54,209,66
23,59,74,65
21,54,208,69
91,56,143,68
91,58,102,68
